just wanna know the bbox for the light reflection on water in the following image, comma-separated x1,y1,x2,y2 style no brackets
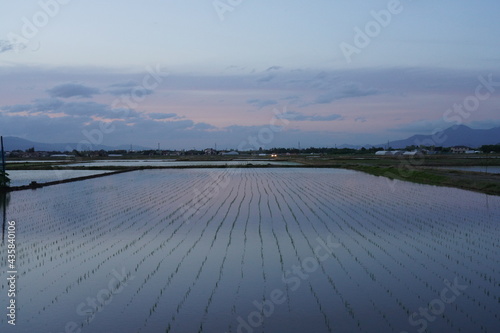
0,168,498,333
7,170,113,186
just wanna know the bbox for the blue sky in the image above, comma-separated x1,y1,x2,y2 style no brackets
1,0,500,149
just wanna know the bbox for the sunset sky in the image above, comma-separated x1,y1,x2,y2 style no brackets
1,0,500,149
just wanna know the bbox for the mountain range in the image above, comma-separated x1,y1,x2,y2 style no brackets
1,137,149,152
386,125,500,149
1,125,499,151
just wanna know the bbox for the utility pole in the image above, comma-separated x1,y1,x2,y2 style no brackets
1,136,5,176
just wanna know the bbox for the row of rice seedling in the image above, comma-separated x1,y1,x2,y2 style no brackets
1,168,498,332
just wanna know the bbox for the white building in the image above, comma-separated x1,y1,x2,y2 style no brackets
375,151,391,156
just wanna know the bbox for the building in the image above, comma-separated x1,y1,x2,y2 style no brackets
375,151,391,156
451,146,469,154
204,148,217,155
403,151,423,156
221,151,239,156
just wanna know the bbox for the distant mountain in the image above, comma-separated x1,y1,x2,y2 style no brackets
386,125,500,149
2,137,151,152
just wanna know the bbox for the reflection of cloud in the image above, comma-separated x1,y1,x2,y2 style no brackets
276,111,342,122
47,83,100,98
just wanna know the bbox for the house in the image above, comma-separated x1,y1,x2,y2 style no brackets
451,146,469,154
204,148,217,155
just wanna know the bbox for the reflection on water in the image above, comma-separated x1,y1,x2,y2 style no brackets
1,169,499,333
7,169,113,187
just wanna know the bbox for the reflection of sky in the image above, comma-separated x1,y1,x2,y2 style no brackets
1,169,499,332
64,160,302,167
7,170,112,186
1,1,500,148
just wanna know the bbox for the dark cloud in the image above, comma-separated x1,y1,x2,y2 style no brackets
148,113,178,120
193,122,217,130
0,40,14,53
47,83,100,98
257,74,276,83
1,99,64,113
1,99,140,119
107,81,154,97
276,111,342,122
266,66,282,72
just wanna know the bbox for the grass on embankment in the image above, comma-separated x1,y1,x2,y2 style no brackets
346,165,500,196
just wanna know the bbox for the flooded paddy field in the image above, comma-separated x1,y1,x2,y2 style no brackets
1,168,499,333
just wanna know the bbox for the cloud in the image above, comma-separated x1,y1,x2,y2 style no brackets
266,66,282,72
193,122,217,130
1,99,140,119
468,119,500,130
47,83,100,98
247,99,278,109
148,112,178,120
1,98,64,113
276,111,342,122
107,81,154,96
314,83,379,104
0,40,14,53
257,74,276,83
388,119,450,134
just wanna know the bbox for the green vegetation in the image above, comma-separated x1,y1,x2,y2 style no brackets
4,154,500,195
0,170,9,188
342,165,500,196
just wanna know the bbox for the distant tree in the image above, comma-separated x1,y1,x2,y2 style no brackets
0,170,10,188
481,145,500,153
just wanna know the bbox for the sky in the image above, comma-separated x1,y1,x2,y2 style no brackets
1,0,500,150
